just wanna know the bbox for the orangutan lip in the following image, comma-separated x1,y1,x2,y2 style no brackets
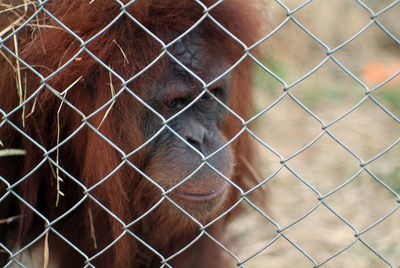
171,182,228,202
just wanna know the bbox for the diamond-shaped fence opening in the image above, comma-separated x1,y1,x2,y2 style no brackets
1,0,399,267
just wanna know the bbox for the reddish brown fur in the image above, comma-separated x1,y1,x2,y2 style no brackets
0,0,259,267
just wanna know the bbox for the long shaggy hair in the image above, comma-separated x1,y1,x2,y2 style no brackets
0,0,259,267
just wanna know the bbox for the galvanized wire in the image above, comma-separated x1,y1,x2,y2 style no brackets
1,0,399,267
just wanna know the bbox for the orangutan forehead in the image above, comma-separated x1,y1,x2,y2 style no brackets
171,31,204,74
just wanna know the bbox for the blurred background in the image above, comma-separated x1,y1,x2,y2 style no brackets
229,0,400,267
0,0,399,267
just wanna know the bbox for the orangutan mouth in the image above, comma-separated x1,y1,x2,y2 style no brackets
171,181,228,202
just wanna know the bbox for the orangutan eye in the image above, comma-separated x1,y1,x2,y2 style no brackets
200,87,222,102
165,98,177,108
165,98,186,109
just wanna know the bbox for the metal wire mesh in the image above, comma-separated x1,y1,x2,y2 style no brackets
0,0,399,267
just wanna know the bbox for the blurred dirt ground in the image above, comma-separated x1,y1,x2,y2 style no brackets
0,1,398,267
228,0,400,267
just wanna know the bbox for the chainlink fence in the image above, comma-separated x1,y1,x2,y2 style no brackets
1,0,400,267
